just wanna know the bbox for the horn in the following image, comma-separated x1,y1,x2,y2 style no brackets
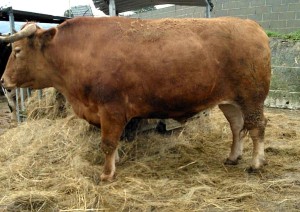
0,23,37,43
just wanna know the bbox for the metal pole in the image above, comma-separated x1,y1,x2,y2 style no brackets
8,7,15,33
38,90,43,100
205,0,211,18
20,88,25,111
27,88,31,97
15,88,21,122
109,0,116,16
8,7,21,123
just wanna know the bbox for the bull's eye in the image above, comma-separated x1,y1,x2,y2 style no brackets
14,47,21,57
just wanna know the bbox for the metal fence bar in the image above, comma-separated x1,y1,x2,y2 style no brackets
20,88,25,111
109,0,116,16
8,8,22,123
205,0,211,18
38,89,43,100
27,88,31,97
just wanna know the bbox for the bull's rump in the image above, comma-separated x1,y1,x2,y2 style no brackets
54,17,271,120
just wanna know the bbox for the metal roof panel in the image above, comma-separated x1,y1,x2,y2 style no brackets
93,0,208,15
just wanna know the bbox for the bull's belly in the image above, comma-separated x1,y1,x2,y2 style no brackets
146,110,198,122
68,98,101,125
75,106,100,125
139,100,219,122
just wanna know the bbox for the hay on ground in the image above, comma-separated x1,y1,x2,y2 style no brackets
0,90,299,211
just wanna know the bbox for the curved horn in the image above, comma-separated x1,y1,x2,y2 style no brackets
0,23,37,43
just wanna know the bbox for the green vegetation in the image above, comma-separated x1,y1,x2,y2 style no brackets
266,30,300,41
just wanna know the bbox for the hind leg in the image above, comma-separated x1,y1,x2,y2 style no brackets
219,104,246,165
244,106,268,171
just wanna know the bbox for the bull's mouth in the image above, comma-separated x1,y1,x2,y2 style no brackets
1,83,17,91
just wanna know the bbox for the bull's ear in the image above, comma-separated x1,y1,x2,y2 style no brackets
40,28,57,44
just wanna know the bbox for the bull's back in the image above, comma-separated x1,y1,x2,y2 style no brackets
116,18,271,109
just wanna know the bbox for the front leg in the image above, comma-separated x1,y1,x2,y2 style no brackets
99,110,126,181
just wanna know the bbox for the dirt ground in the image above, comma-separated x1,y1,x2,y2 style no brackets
0,95,299,211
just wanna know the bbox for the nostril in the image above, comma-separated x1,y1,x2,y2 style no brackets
0,78,3,84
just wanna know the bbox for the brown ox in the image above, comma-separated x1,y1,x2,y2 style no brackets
0,17,271,181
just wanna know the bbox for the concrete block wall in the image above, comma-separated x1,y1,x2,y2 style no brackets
129,1,300,33
130,5,206,19
212,0,300,33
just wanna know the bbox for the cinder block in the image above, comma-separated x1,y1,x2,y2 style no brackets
282,0,300,3
278,12,296,20
248,14,263,22
224,1,240,9
183,7,199,15
287,20,300,27
269,20,287,28
238,1,250,8
165,11,176,17
262,12,279,21
259,21,271,29
163,7,174,13
229,8,256,16
192,12,205,18
288,3,300,11
254,6,272,14
272,4,289,12
266,0,281,6
251,0,266,7
213,9,229,17
175,9,188,16
222,1,240,9
235,15,248,19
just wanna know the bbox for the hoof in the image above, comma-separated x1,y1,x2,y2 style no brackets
247,161,267,174
248,158,268,173
100,173,115,182
247,167,260,173
224,156,242,165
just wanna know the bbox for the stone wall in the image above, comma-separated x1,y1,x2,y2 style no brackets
265,38,300,109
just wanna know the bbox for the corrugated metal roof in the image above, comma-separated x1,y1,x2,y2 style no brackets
93,0,208,15
0,7,68,23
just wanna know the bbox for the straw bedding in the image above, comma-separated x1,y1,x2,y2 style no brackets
0,89,299,211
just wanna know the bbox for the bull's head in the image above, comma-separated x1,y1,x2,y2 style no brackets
0,23,57,89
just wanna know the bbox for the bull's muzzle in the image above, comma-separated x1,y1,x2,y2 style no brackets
0,78,11,92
